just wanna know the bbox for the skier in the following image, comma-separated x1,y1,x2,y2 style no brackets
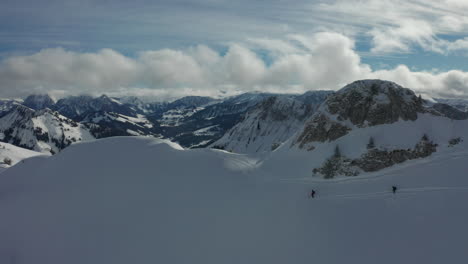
310,189,316,198
392,186,397,194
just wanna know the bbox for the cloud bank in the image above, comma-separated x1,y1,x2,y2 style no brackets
1,32,468,99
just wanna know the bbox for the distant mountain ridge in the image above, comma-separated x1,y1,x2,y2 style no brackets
0,92,315,151
0,105,94,153
0,81,467,157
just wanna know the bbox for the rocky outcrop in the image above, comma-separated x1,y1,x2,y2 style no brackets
327,80,426,126
312,135,438,178
351,136,437,172
296,115,350,148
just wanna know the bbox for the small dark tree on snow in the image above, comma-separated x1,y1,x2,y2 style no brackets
257,122,261,130
421,133,429,141
3,157,12,166
416,94,424,105
367,137,375,149
321,158,337,179
334,145,341,158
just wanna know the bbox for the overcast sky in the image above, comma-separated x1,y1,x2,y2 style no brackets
1,0,468,99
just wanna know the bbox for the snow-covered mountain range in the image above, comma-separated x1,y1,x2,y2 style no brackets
1,79,468,263
0,79,467,169
0,91,330,152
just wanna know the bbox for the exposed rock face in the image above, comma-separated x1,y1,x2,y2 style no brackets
351,138,437,172
23,94,55,110
327,80,425,126
295,80,428,148
296,115,350,148
211,91,332,153
432,103,468,120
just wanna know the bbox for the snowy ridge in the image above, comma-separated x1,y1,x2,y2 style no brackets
53,95,137,120
212,91,331,153
0,142,48,172
0,99,22,117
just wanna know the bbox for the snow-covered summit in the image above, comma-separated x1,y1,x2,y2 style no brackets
295,80,429,147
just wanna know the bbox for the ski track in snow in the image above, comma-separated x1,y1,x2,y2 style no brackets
312,187,468,201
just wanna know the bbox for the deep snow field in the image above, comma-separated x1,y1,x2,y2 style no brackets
0,136,468,264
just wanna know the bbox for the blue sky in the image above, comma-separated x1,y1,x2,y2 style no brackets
1,0,468,99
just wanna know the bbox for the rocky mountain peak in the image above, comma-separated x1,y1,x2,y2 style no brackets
295,80,428,149
326,79,425,127
23,94,55,110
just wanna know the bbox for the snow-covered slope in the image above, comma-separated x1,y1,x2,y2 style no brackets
0,105,94,153
82,111,156,137
1,136,468,263
212,91,331,153
0,142,48,172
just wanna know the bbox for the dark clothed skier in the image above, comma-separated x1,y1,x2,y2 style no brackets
310,189,316,198
392,186,397,194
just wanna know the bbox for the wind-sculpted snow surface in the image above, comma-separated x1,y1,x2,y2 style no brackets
1,137,468,263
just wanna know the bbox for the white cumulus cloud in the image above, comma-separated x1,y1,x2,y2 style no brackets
1,32,468,100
